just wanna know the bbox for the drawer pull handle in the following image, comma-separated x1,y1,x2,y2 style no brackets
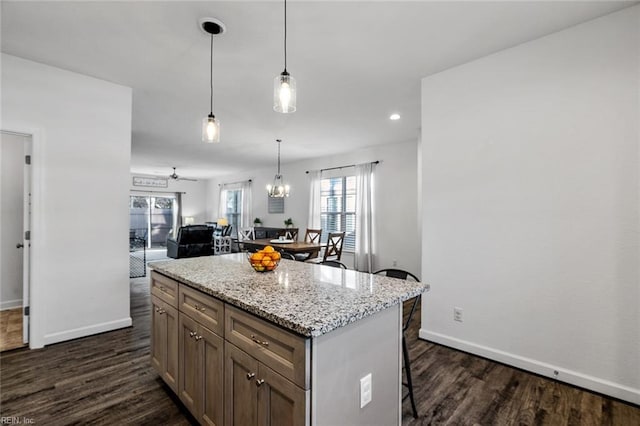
195,335,202,341
246,372,255,380
194,304,206,313
250,334,269,347
189,331,196,338
160,286,166,291
255,379,265,387
158,309,166,315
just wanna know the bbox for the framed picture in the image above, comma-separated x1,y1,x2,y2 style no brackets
133,176,168,188
268,197,285,214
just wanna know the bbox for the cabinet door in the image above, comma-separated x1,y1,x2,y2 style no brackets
152,296,178,393
258,364,309,426
150,296,165,375
179,313,201,416
225,342,259,426
201,326,224,426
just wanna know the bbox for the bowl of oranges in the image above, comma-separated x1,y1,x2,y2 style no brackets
247,246,281,272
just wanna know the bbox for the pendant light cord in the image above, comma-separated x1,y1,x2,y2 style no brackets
277,139,282,175
210,34,214,114
283,0,287,71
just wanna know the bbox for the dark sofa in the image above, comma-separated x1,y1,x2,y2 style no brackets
166,225,214,259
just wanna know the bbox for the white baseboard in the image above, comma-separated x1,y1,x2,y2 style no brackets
1,299,23,310
44,317,133,346
420,329,640,406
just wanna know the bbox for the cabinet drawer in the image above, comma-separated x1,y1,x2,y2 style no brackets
179,284,224,336
151,271,178,307
225,305,309,389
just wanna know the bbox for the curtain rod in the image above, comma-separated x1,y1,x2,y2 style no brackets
130,189,186,194
305,160,379,174
219,179,252,187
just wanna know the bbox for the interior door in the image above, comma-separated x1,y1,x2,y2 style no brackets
0,131,30,346
22,136,32,343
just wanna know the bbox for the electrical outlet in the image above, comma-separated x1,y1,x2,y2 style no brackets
360,373,372,408
392,259,398,267
454,307,463,322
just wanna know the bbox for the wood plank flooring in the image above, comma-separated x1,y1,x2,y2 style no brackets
0,308,26,352
1,277,638,425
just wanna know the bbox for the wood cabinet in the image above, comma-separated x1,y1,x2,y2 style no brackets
179,312,224,426
225,342,308,426
150,295,178,393
150,273,311,426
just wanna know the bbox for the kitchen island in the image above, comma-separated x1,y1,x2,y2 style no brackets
149,253,428,426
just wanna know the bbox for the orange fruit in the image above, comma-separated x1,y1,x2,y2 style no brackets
251,252,264,261
263,246,275,253
261,256,272,266
271,252,281,261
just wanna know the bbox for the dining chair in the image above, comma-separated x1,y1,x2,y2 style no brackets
285,228,299,241
373,268,421,418
322,232,345,262
320,260,348,269
237,227,255,251
295,228,323,261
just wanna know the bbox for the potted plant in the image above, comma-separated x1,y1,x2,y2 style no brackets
253,218,262,226
284,218,294,228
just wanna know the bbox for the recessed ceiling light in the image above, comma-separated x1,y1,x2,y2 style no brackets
389,113,400,120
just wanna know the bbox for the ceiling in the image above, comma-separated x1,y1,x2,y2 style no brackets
2,1,635,179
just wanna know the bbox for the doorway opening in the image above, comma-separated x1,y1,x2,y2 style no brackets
0,130,32,352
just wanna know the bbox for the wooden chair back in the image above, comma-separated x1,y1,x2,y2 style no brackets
285,228,299,241
304,228,322,244
323,232,345,261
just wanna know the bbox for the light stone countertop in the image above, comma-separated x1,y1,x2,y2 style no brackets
149,253,429,337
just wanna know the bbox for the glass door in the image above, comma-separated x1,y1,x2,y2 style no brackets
130,194,177,248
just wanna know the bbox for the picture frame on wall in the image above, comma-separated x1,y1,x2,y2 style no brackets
268,197,285,214
133,176,168,188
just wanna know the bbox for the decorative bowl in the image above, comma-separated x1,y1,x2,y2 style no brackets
247,249,280,273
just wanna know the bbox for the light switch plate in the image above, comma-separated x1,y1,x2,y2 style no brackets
360,373,372,408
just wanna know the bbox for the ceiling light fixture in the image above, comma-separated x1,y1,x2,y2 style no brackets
267,139,290,197
200,18,225,143
390,113,401,120
273,0,296,113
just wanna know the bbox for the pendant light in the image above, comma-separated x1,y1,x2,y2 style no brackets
267,139,290,197
273,0,296,113
200,18,225,143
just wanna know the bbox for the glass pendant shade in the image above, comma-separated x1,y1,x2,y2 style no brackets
202,114,220,143
273,71,296,113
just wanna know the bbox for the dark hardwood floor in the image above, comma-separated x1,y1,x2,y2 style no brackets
1,276,638,425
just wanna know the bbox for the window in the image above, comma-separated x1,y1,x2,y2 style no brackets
224,189,242,233
320,176,356,251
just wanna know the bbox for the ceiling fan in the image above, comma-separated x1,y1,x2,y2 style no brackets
168,167,198,182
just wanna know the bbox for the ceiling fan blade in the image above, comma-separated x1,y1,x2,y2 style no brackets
177,177,198,182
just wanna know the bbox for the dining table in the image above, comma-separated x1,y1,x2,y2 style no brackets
242,238,324,259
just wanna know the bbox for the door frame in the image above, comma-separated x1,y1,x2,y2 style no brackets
2,124,42,349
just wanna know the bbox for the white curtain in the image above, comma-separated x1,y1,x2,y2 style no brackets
307,170,322,230
354,163,375,272
173,192,182,238
240,180,252,228
218,186,227,220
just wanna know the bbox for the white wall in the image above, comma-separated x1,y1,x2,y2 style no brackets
206,140,420,275
1,54,133,348
420,6,639,404
0,133,26,310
